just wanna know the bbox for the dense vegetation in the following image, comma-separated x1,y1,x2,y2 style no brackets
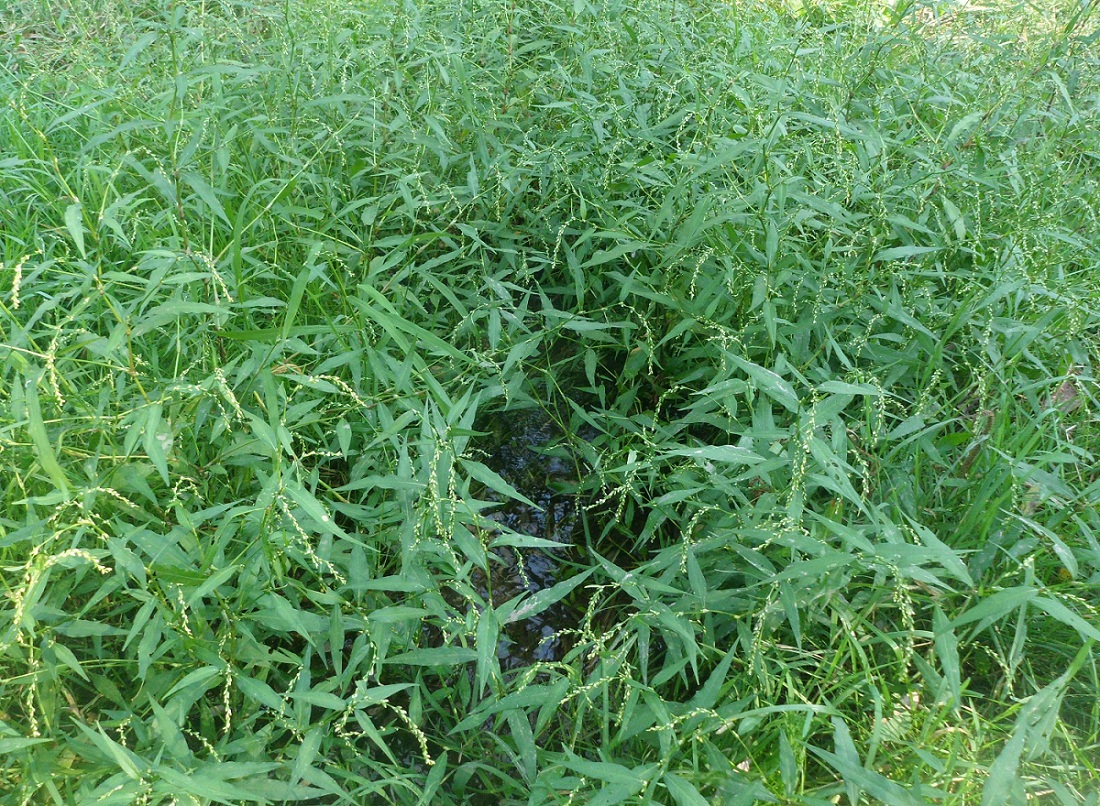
2,0,1099,802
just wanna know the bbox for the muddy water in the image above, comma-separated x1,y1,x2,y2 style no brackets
474,410,584,670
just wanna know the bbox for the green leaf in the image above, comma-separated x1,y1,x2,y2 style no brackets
288,690,347,710
142,401,170,485
768,553,851,585
350,683,413,708
180,170,231,225
165,665,222,699
149,699,192,762
283,266,312,338
660,445,763,465
952,587,1036,631
76,723,146,779
156,766,279,804
22,371,71,496
463,459,542,509
256,593,326,642
688,645,737,710
453,681,571,732
980,645,1089,806
185,565,240,607
236,674,286,713
764,219,778,266
810,744,928,806
809,718,928,806
283,482,349,538
1033,596,1100,642
0,737,51,753
120,31,157,68
980,729,1026,806
945,111,985,147
560,752,655,788
505,569,593,625
664,772,710,806
817,380,882,396
906,517,974,586
654,603,698,677
933,606,962,708
779,731,797,796
476,605,499,696
417,751,449,805
50,640,89,681
54,619,127,638
1012,513,1078,579
385,647,478,666
64,202,86,257
292,727,324,785
831,716,862,806
335,418,352,456
353,284,474,365
507,710,537,783
871,245,941,262
727,355,799,412
367,606,428,624
489,531,570,550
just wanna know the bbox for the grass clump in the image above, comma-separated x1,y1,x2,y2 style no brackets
1,0,1099,802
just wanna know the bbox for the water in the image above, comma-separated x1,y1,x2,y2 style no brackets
474,410,583,670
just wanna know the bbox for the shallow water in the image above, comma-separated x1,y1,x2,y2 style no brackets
475,410,583,670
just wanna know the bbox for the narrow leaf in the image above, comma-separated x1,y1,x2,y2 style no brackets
506,569,594,625
463,459,542,509
872,245,941,262
64,202,86,257
23,371,71,496
728,355,799,412
385,647,478,666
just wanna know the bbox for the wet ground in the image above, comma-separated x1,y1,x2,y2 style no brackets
472,410,585,670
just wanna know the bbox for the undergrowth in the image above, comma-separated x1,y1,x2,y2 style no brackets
1,0,1099,802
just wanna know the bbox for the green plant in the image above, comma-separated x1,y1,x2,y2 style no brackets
1,0,1098,802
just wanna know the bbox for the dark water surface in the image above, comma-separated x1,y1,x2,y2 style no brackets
475,410,585,670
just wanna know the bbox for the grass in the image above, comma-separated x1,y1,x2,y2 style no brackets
1,0,1099,802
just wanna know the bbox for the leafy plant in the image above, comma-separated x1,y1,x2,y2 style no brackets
1,0,1098,802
